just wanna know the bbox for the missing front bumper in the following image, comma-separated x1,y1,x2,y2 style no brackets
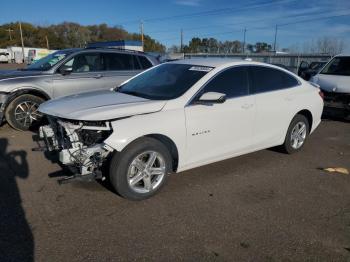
38,123,113,183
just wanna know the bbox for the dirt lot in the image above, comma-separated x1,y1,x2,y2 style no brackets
0,63,26,70
0,119,349,262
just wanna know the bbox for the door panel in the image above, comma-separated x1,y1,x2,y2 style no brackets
184,96,255,166
52,52,108,98
52,71,107,98
184,66,255,167
248,65,300,148
102,70,142,89
253,89,295,148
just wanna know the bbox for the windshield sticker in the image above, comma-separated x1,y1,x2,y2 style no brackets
189,66,213,72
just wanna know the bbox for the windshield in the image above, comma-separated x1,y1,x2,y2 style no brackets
320,57,350,76
117,63,212,100
26,50,74,71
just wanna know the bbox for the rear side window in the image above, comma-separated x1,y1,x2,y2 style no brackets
104,53,140,70
138,56,153,69
250,66,299,94
201,66,249,98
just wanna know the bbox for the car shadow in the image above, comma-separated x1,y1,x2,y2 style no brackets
0,138,34,262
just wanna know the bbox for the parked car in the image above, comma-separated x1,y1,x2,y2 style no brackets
0,48,158,130
298,61,327,80
310,54,350,119
0,51,9,63
38,59,323,200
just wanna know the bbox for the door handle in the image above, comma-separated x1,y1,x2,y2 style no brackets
94,74,103,79
241,103,253,109
284,96,294,101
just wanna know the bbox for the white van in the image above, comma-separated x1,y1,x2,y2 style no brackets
310,54,350,118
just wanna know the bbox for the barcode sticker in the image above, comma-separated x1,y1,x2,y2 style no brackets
189,66,213,72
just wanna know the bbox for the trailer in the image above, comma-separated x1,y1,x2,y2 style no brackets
0,48,10,63
28,48,57,64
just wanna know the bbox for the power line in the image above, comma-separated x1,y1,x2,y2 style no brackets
148,7,350,35
247,12,350,31
158,12,350,45
118,0,294,25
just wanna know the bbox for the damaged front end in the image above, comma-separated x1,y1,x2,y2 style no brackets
39,116,114,183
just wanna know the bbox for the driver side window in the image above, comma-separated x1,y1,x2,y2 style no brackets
200,66,249,99
61,53,103,73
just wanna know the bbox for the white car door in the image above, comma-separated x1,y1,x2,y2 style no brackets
184,66,255,167
249,65,301,149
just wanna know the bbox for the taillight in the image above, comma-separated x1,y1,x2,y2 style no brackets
319,90,324,100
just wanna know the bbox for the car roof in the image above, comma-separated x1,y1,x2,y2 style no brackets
334,53,350,57
169,58,256,67
82,47,147,55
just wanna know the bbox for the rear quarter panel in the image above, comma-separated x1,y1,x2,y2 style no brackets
284,82,323,138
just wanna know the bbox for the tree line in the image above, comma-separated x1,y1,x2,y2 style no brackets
168,36,344,55
169,37,273,54
1,22,344,55
0,22,166,52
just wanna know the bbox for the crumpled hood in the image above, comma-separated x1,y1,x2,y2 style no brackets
39,90,166,121
0,69,44,80
311,74,350,93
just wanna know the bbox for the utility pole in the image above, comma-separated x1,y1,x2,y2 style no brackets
140,20,144,51
180,28,183,53
45,35,49,49
19,22,25,63
273,24,278,52
6,28,14,41
242,28,247,54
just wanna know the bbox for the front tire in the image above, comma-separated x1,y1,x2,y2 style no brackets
5,94,44,131
282,114,310,154
109,137,172,201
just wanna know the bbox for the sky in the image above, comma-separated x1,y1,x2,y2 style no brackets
1,0,350,51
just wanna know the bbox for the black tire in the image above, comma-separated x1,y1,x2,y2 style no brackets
5,94,45,131
109,137,172,201
282,114,310,154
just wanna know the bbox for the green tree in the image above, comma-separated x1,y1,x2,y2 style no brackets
0,21,165,52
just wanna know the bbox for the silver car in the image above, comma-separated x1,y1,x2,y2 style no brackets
0,48,158,130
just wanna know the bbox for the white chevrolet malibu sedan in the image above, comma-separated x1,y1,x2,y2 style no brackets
39,58,324,200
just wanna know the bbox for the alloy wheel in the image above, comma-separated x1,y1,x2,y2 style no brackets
14,101,42,128
290,121,307,149
127,151,166,194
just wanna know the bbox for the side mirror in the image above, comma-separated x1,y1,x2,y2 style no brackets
59,66,73,75
197,92,226,104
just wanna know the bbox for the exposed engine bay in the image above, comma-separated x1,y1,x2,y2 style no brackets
39,116,114,183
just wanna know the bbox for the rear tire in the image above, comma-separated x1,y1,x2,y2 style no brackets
282,114,310,154
5,94,45,131
109,137,172,201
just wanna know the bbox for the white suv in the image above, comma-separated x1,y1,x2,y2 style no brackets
39,59,323,200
